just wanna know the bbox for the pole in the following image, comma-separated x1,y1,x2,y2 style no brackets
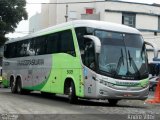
65,4,68,22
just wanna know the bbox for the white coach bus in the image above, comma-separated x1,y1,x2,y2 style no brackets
3,20,149,105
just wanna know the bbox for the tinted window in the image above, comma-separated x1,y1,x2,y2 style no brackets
27,39,35,56
46,33,59,54
84,39,96,70
4,30,76,58
4,45,8,58
15,40,29,57
34,37,46,55
59,30,75,56
75,27,94,51
158,16,160,30
4,43,16,58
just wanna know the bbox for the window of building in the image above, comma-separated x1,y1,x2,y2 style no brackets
122,13,136,27
158,16,160,30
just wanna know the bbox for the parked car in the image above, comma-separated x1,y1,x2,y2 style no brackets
149,76,159,91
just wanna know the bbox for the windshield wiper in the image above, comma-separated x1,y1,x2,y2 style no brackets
115,49,124,76
128,50,141,78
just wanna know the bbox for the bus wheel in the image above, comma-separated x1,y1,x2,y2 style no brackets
68,81,78,104
16,78,30,94
10,79,17,93
17,78,23,94
108,99,119,106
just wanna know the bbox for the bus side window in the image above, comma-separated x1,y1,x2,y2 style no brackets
16,42,22,57
20,42,28,57
16,41,29,57
0,68,2,76
4,45,8,58
75,27,94,63
59,30,76,57
34,36,46,55
46,33,59,54
7,43,16,58
27,39,36,56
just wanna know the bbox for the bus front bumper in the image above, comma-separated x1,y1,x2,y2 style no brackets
96,83,149,100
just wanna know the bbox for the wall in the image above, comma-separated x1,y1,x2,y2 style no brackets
29,0,160,60
136,15,158,30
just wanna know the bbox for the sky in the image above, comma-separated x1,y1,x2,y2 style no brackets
6,0,160,38
6,0,49,38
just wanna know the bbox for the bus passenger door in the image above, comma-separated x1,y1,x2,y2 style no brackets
82,38,97,98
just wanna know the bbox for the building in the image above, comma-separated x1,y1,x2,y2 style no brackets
29,13,42,33
29,0,160,61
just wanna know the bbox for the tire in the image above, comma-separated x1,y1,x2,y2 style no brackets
17,79,23,94
17,78,30,94
10,79,17,93
68,81,78,104
108,99,119,106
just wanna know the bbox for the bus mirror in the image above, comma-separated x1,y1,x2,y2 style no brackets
145,41,159,59
84,35,101,54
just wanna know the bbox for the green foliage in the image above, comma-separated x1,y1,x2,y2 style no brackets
0,0,28,46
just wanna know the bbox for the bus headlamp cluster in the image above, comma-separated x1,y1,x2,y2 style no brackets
99,79,114,87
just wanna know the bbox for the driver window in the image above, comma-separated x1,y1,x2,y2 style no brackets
83,38,96,70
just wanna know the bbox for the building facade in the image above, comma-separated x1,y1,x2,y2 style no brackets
29,0,160,61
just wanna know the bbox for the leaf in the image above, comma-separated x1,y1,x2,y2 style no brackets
0,0,28,46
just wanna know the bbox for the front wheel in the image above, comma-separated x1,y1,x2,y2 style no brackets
108,99,119,106
68,81,78,104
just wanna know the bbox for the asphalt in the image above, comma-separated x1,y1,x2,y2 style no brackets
0,88,160,120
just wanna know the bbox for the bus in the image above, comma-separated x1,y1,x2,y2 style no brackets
148,59,160,90
2,20,149,105
148,60,160,77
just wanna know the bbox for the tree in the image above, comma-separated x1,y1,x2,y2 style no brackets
0,0,28,46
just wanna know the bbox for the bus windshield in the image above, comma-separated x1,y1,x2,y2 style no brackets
95,30,148,80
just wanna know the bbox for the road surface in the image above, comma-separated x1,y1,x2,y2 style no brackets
0,88,159,120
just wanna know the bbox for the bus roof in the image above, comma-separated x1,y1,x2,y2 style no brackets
7,20,141,44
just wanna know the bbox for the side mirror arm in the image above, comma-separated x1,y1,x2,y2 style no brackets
145,41,158,59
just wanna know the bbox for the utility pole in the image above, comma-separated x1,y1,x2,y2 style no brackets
65,4,68,22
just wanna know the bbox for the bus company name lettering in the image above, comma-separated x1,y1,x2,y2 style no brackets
17,59,44,66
